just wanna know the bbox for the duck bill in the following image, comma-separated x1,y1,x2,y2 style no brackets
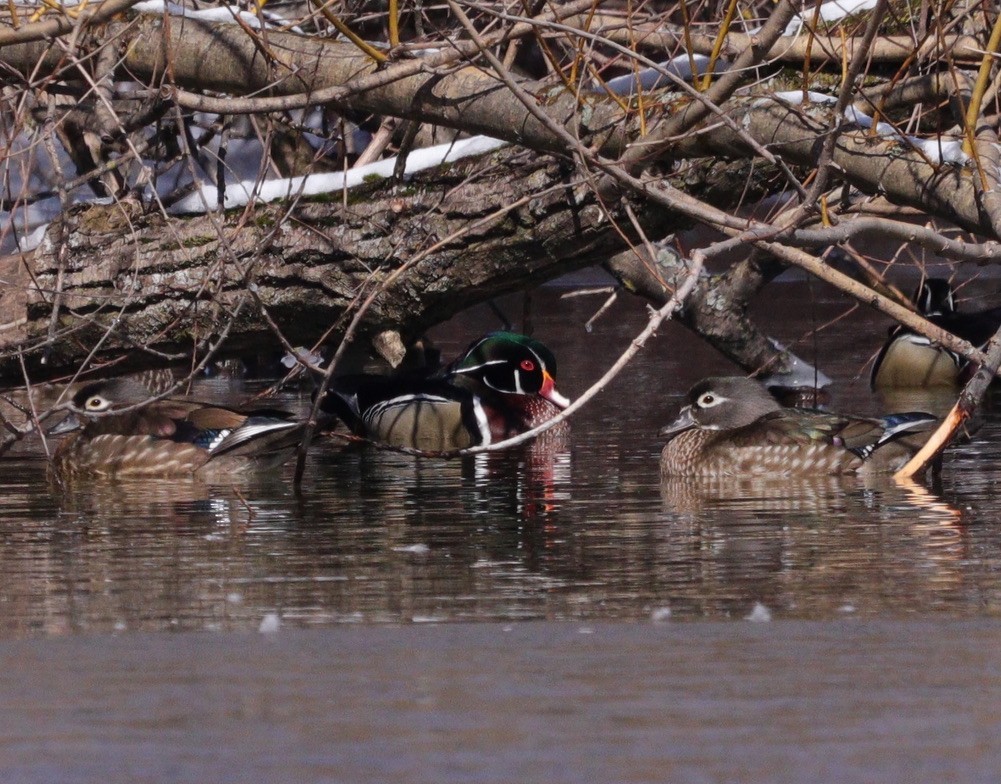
48,412,82,436
658,405,697,439
540,372,571,410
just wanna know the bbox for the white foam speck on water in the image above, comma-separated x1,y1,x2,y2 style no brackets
471,559,519,569
258,613,281,634
578,627,595,635
651,607,673,623
746,603,773,622
839,604,857,614
392,544,430,554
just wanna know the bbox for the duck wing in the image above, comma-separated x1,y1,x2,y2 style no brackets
321,375,486,450
731,409,937,460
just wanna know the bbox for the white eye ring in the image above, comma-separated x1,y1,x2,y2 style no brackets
697,392,723,408
85,396,111,411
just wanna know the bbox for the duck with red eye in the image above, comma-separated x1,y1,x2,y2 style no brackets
50,378,305,480
447,332,569,441
318,332,570,452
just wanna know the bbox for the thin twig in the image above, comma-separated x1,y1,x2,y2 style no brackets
961,9,1001,160
309,0,387,62
791,0,888,220
0,0,141,46
339,247,704,459
387,0,400,48
168,0,599,115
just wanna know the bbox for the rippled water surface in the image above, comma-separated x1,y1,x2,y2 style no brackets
3,280,1001,782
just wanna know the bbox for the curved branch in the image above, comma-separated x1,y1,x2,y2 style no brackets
0,0,142,46
590,18,984,66
680,96,990,237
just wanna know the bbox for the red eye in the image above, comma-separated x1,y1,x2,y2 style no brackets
520,359,535,372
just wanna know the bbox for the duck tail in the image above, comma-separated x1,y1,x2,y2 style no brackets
211,417,304,457
851,412,939,460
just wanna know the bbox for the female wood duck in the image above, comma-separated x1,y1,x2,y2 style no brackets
318,331,570,451
660,376,937,478
50,378,305,480
872,278,1001,389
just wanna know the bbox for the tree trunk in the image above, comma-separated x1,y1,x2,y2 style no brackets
3,149,680,381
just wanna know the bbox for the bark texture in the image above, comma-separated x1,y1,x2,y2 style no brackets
2,2,999,392
3,149,677,380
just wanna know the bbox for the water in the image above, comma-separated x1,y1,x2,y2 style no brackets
2,280,1001,781
2,622,999,783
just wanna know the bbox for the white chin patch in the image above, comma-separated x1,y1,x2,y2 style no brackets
547,390,571,409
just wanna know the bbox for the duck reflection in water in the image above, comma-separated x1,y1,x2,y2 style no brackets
329,433,573,530
56,474,294,536
317,331,573,522
658,473,965,619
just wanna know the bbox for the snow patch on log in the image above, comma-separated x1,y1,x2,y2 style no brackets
167,135,509,214
769,91,967,165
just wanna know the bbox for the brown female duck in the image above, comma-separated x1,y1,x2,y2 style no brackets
660,376,938,478
51,378,304,480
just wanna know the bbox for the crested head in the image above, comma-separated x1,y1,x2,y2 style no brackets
455,331,555,372
450,331,569,409
915,278,956,317
681,376,781,430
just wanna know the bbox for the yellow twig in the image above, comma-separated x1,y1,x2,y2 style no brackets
962,9,1001,160
894,404,966,480
819,194,831,226
310,0,387,63
700,0,739,90
28,0,64,23
678,0,697,89
387,0,399,47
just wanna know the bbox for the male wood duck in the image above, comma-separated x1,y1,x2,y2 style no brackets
660,376,938,478
872,278,1001,389
318,331,570,451
50,378,305,480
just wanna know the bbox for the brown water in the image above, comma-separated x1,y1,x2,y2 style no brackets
2,280,1001,782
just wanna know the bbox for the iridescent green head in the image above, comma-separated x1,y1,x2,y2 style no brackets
450,332,569,408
